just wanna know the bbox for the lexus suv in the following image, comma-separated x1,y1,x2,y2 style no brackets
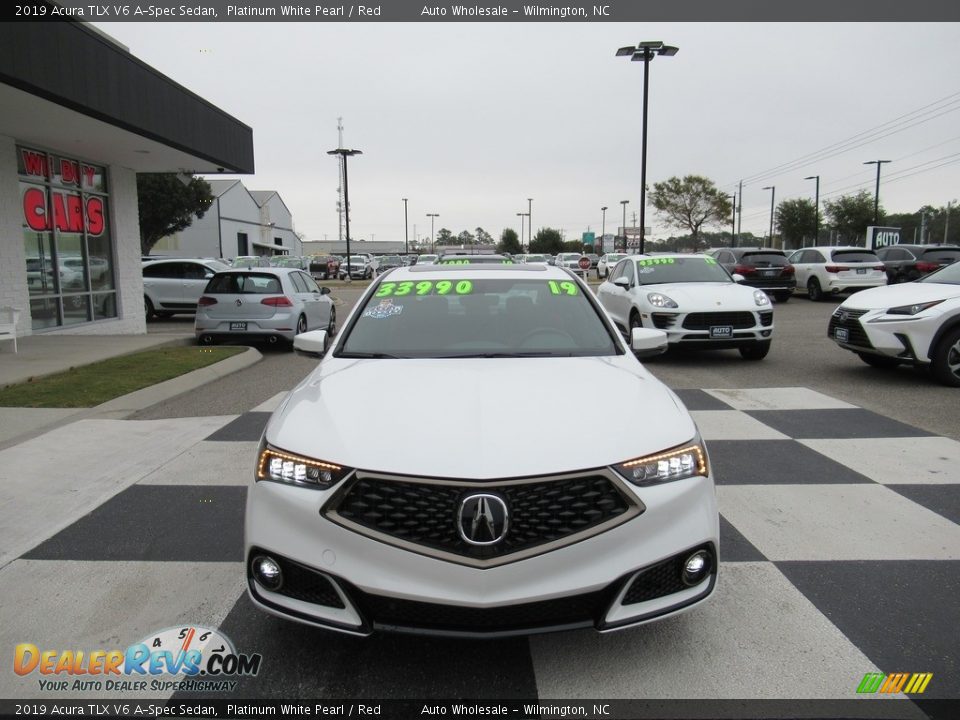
246,263,719,636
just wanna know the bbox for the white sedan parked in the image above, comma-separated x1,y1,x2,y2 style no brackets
828,260,960,386
597,253,627,279
597,254,774,360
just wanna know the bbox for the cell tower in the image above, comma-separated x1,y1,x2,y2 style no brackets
336,117,346,244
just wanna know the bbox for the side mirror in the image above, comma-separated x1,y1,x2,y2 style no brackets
320,286,331,295
732,273,745,283
631,327,668,358
612,276,630,290
293,329,328,358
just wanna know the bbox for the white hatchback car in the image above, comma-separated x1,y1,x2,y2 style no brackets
597,253,627,279
597,253,774,360
245,263,718,636
787,246,887,301
828,261,960,386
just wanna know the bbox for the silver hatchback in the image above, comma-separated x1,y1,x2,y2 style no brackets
195,267,335,348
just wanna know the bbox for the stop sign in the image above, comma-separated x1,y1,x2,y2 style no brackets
577,256,591,270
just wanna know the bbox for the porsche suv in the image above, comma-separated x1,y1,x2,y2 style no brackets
245,264,719,636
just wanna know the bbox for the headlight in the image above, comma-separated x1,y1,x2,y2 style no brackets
256,441,352,489
887,300,944,316
613,438,709,486
647,293,678,309
753,290,771,306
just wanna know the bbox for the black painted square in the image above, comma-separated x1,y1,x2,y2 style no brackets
672,389,733,411
888,485,960,526
205,412,271,442
24,485,245,562
719,514,766,562
746,409,934,440
777,560,960,699
708,439,874,485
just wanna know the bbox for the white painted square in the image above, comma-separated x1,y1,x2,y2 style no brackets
705,387,858,411
0,559,245,699
138,441,258,486
691,410,789,440
718,484,960,561
530,563,890,700
799,437,960,485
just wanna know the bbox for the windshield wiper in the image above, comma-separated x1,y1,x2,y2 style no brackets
337,352,406,359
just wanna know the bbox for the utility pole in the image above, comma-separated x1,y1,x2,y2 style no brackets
945,201,952,243
737,179,743,244
336,118,345,246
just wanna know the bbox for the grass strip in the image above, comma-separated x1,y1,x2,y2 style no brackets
0,346,246,408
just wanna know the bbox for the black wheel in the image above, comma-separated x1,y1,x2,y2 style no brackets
296,314,307,335
144,296,155,322
198,334,215,346
739,341,771,361
930,326,960,387
327,306,337,336
807,278,823,301
774,292,791,303
857,352,900,369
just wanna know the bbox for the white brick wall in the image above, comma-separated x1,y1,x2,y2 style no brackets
0,137,146,336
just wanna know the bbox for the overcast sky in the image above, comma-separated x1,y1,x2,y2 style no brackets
97,21,960,246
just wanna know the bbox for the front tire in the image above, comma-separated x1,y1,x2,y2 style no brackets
327,306,337,336
739,341,771,361
931,326,960,387
144,296,155,322
807,278,824,302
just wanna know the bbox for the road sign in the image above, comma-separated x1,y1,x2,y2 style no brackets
578,256,591,270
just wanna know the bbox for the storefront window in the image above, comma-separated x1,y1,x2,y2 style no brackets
18,146,116,330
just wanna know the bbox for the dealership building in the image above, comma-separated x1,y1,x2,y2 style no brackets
0,21,253,336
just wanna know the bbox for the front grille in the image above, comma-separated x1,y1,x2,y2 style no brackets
348,584,611,634
682,312,756,330
651,313,678,329
759,311,773,327
326,472,637,565
828,308,872,349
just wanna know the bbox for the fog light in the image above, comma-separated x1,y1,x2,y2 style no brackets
252,555,283,591
682,550,712,586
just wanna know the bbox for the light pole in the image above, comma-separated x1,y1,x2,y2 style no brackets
402,198,409,256
863,160,891,225
762,186,775,248
527,198,533,249
620,200,629,253
601,206,608,254
728,194,736,248
427,213,439,253
804,175,820,246
617,41,678,256
516,213,526,251
327,148,362,276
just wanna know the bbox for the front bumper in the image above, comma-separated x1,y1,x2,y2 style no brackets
828,306,940,364
644,310,774,348
245,470,719,637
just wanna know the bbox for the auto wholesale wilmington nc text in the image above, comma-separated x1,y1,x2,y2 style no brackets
420,5,611,17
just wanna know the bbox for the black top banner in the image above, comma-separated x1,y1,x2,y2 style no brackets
6,0,960,22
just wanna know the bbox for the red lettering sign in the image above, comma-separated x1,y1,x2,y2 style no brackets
23,187,48,231
60,159,80,186
81,165,96,189
86,197,104,236
21,150,49,179
21,190,105,236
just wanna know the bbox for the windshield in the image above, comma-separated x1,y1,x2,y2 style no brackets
524,255,546,262
338,277,619,358
919,261,960,285
634,257,732,284
605,254,625,263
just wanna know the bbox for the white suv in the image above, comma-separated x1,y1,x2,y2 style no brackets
142,258,229,320
787,246,886,301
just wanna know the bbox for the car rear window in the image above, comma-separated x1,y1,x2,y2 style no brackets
740,252,788,267
920,249,960,262
831,250,880,263
206,273,283,294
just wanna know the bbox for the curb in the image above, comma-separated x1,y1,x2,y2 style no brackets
0,346,263,450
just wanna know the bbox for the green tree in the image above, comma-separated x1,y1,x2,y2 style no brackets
457,230,476,248
561,240,584,253
435,228,454,246
497,228,522,255
823,190,879,244
475,227,494,246
137,174,214,255
529,227,563,255
776,198,817,249
649,175,732,251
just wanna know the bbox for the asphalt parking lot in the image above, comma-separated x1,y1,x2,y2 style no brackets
2,285,956,716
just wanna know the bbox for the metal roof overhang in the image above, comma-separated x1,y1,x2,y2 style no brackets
0,21,254,174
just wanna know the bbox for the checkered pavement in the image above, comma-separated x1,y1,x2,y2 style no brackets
1,388,957,706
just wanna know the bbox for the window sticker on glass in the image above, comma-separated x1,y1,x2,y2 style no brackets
546,280,580,296
704,257,718,265
362,299,405,320
375,280,473,297
637,258,675,267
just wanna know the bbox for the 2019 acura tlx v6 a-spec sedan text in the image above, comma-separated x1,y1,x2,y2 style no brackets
245,263,719,636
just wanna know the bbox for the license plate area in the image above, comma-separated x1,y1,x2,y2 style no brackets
856,268,867,274
835,327,849,342
229,321,247,331
710,325,733,339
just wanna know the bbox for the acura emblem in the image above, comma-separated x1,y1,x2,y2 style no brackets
457,494,509,546
837,310,848,322
235,299,243,307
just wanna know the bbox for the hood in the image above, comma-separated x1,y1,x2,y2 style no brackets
640,282,763,309
267,356,697,480
840,281,960,309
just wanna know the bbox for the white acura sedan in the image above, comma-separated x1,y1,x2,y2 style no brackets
597,254,775,360
245,263,719,636
828,260,960,386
